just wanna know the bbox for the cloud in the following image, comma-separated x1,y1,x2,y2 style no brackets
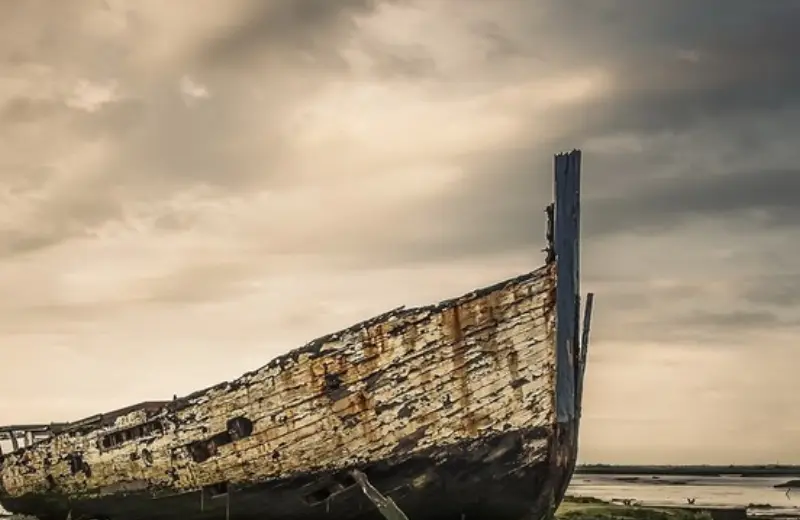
588,165,800,237
0,0,798,464
742,274,800,308
178,76,210,105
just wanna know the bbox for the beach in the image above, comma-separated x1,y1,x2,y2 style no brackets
567,474,800,518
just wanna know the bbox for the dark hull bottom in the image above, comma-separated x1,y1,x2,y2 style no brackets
2,422,578,520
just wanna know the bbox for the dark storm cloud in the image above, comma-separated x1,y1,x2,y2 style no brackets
96,1,414,194
463,0,800,135
0,94,144,138
383,0,800,346
677,309,784,330
742,274,800,308
583,280,800,346
0,0,403,258
2,0,798,270
0,97,60,124
576,2,800,136
0,185,123,256
0,1,133,78
200,0,397,71
588,168,800,237
361,42,438,80
412,146,555,259
358,145,799,265
407,0,800,262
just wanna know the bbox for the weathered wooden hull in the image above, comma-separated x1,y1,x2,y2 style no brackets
3,424,577,520
0,151,587,520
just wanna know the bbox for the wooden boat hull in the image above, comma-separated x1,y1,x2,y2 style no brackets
3,423,578,520
0,150,587,520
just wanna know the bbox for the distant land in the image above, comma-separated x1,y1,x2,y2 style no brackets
575,464,800,477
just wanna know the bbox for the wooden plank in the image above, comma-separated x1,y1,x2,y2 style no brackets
576,292,595,416
553,150,581,423
0,424,62,433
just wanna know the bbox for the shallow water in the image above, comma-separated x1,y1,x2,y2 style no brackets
568,474,800,517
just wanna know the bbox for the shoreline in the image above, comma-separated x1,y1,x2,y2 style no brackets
559,496,744,520
560,496,800,520
576,466,800,478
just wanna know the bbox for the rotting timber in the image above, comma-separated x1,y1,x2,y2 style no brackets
0,150,593,520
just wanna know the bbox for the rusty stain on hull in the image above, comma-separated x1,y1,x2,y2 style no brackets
0,150,589,520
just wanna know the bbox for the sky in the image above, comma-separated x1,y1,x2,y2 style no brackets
0,0,798,465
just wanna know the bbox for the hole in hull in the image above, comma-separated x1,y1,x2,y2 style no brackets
187,416,254,463
66,453,90,477
204,481,229,498
141,448,154,466
99,420,164,450
226,417,253,441
303,473,359,506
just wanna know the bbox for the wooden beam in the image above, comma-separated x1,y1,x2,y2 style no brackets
553,149,581,423
0,423,65,433
577,292,595,416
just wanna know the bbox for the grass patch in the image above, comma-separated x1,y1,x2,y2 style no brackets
557,498,712,520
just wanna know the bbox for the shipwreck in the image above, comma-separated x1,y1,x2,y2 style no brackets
0,150,593,520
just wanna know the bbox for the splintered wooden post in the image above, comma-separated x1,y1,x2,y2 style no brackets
10,431,19,451
580,293,595,370
577,292,595,416
553,149,581,423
